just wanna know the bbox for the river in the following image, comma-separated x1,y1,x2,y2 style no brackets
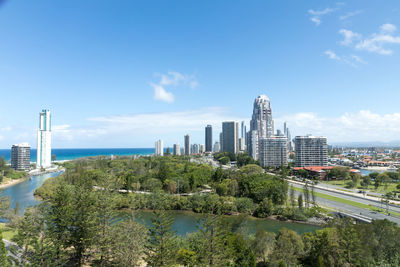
0,172,320,235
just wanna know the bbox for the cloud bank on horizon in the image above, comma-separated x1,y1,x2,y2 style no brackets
2,109,400,148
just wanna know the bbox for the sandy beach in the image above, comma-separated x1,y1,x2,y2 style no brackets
0,177,28,190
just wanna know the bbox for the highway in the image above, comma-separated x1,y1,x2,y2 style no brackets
290,182,400,225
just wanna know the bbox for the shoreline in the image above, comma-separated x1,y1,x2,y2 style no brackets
120,208,326,227
0,177,29,190
0,168,64,190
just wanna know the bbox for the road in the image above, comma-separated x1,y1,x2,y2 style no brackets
290,182,400,225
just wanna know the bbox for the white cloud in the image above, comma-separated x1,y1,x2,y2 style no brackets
325,50,341,60
42,107,246,147
87,107,243,134
339,29,361,45
354,23,400,55
324,50,365,67
350,55,367,64
0,135,3,141
276,110,400,142
150,82,175,103
381,23,397,33
339,10,363,21
308,7,337,26
150,71,198,103
0,126,12,132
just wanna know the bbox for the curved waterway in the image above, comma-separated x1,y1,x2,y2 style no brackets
1,171,63,215
1,172,320,235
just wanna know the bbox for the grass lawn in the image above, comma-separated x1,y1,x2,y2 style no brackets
292,187,400,217
321,180,399,194
0,223,17,241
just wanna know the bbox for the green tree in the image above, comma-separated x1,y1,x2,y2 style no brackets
145,211,177,266
0,229,8,267
196,215,231,266
110,217,147,266
254,198,274,218
298,194,303,210
230,234,256,267
327,167,350,180
251,229,276,264
270,228,304,266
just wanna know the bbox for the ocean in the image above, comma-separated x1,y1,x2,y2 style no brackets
0,148,155,162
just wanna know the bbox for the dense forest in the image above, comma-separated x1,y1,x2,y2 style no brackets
36,156,320,221
1,155,398,266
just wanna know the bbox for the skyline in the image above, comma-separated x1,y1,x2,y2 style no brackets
1,1,400,148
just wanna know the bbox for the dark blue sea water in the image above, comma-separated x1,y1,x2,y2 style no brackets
0,148,154,162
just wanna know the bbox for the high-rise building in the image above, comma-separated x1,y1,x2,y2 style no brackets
191,144,199,154
248,95,274,160
11,143,31,171
184,134,190,156
213,142,221,153
222,121,239,154
295,136,328,167
238,138,246,152
155,140,164,156
283,122,293,152
205,125,213,152
219,132,223,152
37,109,52,169
173,144,181,156
200,144,205,154
240,121,246,139
259,136,288,168
247,130,258,159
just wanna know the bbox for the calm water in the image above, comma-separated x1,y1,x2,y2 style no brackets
134,211,320,236
1,171,63,214
0,172,320,235
0,148,155,162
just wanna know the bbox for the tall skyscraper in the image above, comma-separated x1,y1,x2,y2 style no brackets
155,140,164,156
37,109,52,169
213,142,221,153
222,121,239,154
240,121,246,139
295,136,328,167
205,125,213,152
173,144,181,156
11,143,31,171
283,122,293,152
200,144,206,154
191,144,199,154
259,136,288,168
219,132,223,152
184,134,190,156
248,95,274,160
248,130,258,159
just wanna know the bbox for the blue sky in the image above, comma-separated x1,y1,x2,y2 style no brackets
1,0,400,148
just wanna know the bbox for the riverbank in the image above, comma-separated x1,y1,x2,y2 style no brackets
0,168,64,190
0,177,28,190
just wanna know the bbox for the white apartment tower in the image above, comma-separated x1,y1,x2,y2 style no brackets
155,140,164,156
248,95,274,160
37,109,52,169
173,144,181,156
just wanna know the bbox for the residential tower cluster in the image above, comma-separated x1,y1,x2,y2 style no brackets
155,94,328,168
